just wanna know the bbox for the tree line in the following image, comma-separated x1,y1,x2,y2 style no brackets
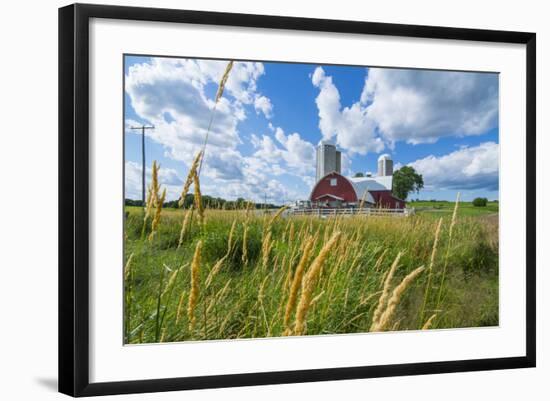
125,194,282,210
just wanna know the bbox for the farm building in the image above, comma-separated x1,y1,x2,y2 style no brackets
308,143,405,209
309,172,405,209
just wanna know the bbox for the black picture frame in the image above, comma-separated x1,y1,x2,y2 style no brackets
58,3,536,397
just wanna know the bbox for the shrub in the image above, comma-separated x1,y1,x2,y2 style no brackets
472,197,488,207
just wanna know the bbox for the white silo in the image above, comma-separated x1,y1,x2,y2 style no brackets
377,154,393,176
316,140,341,181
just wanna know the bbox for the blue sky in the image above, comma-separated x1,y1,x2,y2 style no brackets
124,55,499,203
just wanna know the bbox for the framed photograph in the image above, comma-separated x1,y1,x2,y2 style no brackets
58,3,536,397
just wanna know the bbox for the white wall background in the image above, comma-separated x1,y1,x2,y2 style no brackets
0,0,546,399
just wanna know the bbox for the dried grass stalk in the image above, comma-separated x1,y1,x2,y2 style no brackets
215,61,234,103
143,186,153,222
436,192,461,309
193,170,204,225
288,221,295,243
449,192,461,239
372,251,403,327
227,219,237,255
141,161,160,238
261,231,273,269
373,249,388,272
177,206,193,248
422,313,438,330
148,187,166,241
309,290,325,308
161,265,181,297
419,217,443,325
150,161,160,205
205,255,228,289
283,236,315,329
268,205,289,227
188,240,202,331
293,231,341,336
372,265,425,332
242,223,249,264
178,151,202,208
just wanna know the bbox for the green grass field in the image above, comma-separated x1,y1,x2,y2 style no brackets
411,201,499,217
123,202,499,344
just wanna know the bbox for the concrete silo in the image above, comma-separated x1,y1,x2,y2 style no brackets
316,140,341,181
377,154,393,176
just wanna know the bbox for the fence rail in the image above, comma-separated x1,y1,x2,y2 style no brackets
290,207,415,217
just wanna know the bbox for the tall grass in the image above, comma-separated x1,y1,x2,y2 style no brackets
124,175,498,343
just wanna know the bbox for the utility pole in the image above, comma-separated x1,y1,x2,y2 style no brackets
130,125,154,206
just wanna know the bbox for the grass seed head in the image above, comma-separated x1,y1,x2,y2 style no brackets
193,171,205,225
188,240,203,331
268,205,289,228
294,231,342,336
373,265,425,332
150,161,160,205
372,251,403,327
284,236,315,328
215,61,234,103
450,192,461,239
148,187,166,241
242,223,249,264
178,151,202,208
177,206,193,248
422,313,438,330
227,219,237,255
429,218,443,271
261,230,273,269
205,255,228,289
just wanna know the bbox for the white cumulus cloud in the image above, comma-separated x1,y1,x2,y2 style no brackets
361,68,499,145
408,142,499,191
125,57,267,181
254,95,273,119
312,67,385,155
252,126,316,176
311,66,499,154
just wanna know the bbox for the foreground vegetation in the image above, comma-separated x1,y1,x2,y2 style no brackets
124,200,499,344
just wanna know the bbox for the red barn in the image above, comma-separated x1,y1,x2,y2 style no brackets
309,172,406,209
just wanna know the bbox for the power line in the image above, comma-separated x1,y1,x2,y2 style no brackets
130,125,154,205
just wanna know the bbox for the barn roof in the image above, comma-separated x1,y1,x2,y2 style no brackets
352,187,375,204
348,176,393,195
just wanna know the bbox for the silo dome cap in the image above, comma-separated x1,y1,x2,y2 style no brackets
378,153,392,161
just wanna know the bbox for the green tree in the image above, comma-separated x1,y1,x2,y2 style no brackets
354,172,365,177
472,197,488,207
392,166,424,200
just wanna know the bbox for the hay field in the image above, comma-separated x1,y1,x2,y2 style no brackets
124,200,498,344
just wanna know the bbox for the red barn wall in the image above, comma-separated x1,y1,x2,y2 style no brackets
310,173,357,203
371,191,406,209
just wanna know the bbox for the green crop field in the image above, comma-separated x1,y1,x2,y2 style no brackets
410,200,499,217
123,199,499,344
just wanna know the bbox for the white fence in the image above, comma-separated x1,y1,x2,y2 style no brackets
290,207,415,217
